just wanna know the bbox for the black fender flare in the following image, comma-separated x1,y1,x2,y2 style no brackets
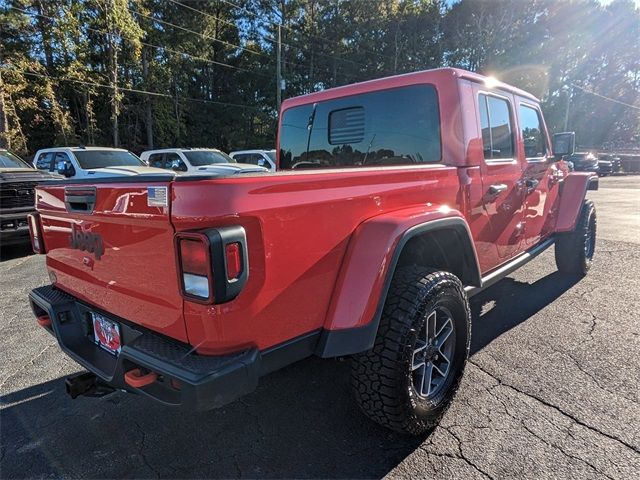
316,217,481,358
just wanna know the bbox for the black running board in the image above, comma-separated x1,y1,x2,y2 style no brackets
465,237,555,297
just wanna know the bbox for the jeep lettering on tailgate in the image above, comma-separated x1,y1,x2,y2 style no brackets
69,226,104,260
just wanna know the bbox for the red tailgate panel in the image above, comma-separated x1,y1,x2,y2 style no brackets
36,182,188,343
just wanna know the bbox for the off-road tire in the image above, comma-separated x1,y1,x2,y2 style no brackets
350,266,471,435
555,200,596,275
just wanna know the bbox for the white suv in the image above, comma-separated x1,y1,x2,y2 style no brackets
33,147,150,179
229,150,277,171
140,148,267,174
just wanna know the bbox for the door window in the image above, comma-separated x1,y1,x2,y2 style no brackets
479,94,514,160
36,152,54,171
148,153,166,169
519,104,547,159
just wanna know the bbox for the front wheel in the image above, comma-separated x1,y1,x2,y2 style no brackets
350,267,471,435
555,200,597,275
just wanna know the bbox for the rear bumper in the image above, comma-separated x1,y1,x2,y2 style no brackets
29,285,317,410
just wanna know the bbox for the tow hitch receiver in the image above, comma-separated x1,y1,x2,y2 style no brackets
65,372,115,399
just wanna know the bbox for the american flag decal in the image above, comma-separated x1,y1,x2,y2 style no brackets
329,107,365,145
147,186,168,207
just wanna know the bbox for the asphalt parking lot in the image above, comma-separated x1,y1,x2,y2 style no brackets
1,176,639,479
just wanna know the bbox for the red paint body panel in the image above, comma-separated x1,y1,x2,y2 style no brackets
554,173,595,232
36,182,188,343
171,166,463,352
34,67,588,356
324,206,468,331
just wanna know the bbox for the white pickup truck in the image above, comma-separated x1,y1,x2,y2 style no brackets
33,147,152,180
140,148,266,174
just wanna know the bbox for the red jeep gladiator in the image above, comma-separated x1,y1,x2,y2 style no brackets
28,68,597,435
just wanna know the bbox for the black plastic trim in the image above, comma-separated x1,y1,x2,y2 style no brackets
203,226,249,303
28,285,320,411
316,217,481,358
64,186,96,213
464,237,555,297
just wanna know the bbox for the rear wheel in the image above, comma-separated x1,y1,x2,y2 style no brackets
555,200,597,275
350,266,471,435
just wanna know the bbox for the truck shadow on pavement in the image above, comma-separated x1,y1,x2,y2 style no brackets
1,271,581,479
0,244,33,262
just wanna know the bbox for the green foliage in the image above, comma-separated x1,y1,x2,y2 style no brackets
0,0,638,157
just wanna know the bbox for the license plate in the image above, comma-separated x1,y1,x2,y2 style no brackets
91,312,121,355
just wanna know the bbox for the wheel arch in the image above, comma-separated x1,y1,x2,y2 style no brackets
555,172,598,233
316,211,481,358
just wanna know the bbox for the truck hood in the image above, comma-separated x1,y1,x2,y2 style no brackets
85,166,171,177
192,163,267,174
0,168,61,182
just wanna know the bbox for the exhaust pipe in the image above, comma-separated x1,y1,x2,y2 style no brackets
65,371,115,399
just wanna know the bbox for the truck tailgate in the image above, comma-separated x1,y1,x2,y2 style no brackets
36,181,188,343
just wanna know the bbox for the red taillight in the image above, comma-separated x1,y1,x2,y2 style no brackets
176,234,213,302
175,227,248,304
179,238,209,276
225,242,242,280
27,213,45,254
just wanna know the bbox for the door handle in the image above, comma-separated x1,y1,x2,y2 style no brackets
488,184,508,195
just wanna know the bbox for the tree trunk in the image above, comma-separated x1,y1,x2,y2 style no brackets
142,48,153,149
0,70,9,149
110,35,119,148
34,1,55,70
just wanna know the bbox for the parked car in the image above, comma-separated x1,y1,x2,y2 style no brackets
0,149,59,247
229,149,277,171
27,68,597,435
567,152,599,174
140,148,267,174
33,146,151,179
598,153,621,175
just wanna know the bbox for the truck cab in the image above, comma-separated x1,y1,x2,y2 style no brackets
33,147,150,180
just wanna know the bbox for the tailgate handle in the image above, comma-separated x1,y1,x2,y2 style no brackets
64,187,96,213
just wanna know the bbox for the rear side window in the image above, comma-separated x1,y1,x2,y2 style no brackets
479,94,514,160
36,152,53,170
148,153,165,169
519,104,546,159
279,84,441,169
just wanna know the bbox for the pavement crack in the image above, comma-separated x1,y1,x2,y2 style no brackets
439,426,496,480
517,416,616,480
0,343,55,392
133,420,160,479
468,360,640,455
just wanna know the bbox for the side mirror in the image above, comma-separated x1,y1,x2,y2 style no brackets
56,160,74,177
553,132,575,160
170,160,187,172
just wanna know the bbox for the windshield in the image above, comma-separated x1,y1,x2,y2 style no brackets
183,150,236,166
266,151,276,162
0,151,32,169
73,150,144,169
279,85,441,169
